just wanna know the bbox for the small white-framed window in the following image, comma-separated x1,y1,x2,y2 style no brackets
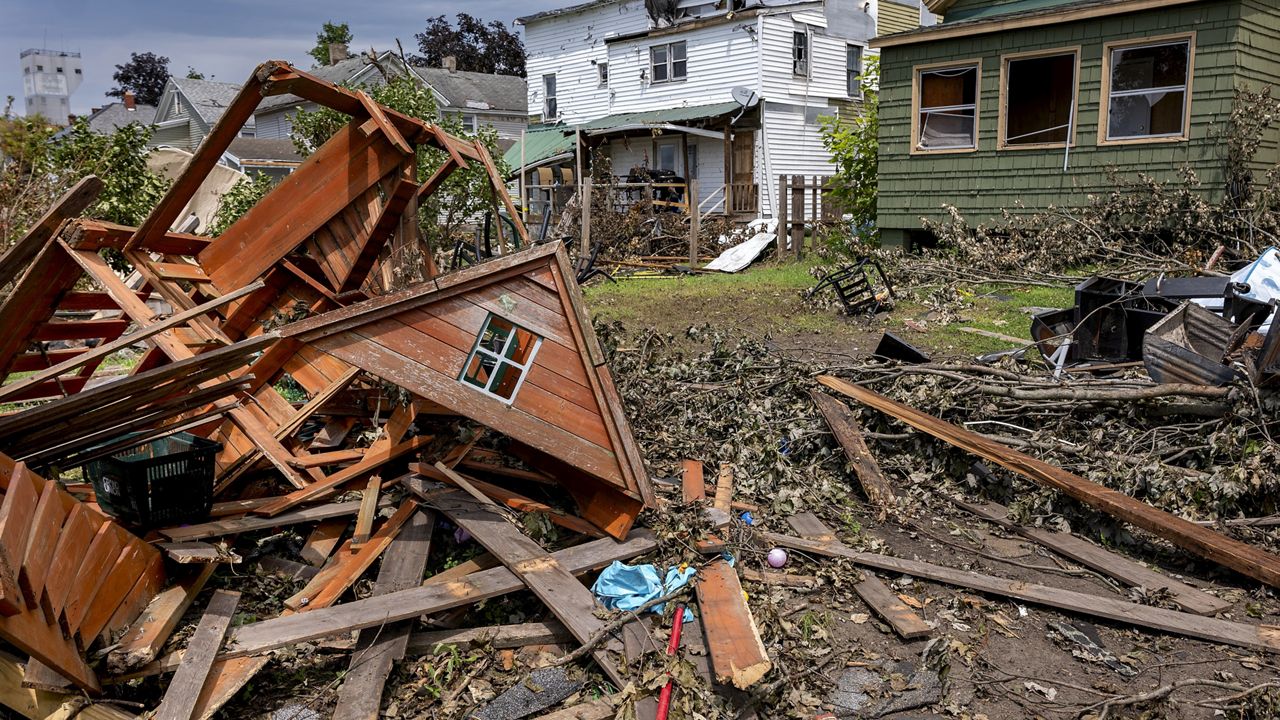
461,114,478,133
846,44,863,98
653,137,681,173
913,62,980,152
598,62,609,86
650,41,687,83
459,314,543,403
1101,35,1193,143
793,31,810,77
542,74,558,119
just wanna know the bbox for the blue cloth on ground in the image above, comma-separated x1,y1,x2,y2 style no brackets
591,561,696,621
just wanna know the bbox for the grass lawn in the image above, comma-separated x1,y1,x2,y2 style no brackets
584,259,1077,361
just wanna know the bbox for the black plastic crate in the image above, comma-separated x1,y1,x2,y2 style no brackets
86,432,220,529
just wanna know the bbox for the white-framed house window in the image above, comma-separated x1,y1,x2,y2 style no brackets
912,60,980,153
542,74,558,119
650,42,687,83
598,62,609,86
847,44,863,98
653,137,682,173
1100,34,1194,144
793,30,810,77
459,314,543,403
461,114,479,133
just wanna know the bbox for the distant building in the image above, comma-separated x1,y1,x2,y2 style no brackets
20,48,83,122
150,76,256,151
80,92,157,135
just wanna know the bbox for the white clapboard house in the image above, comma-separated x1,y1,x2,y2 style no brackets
513,0,898,218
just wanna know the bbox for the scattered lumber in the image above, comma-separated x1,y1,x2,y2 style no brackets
332,509,434,720
0,651,132,720
0,175,103,289
152,590,240,720
947,496,1231,616
412,462,605,538
284,501,418,611
787,514,929,640
766,531,1280,652
107,565,216,674
157,543,242,565
350,476,382,549
696,560,772,689
818,376,1280,590
157,498,393,543
404,621,574,654
809,390,897,519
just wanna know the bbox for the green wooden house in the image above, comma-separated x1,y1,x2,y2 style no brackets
873,0,1280,247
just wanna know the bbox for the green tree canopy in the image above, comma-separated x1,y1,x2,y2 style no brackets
309,22,354,66
107,52,170,107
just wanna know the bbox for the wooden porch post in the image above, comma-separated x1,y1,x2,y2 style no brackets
688,178,700,267
776,174,788,252
791,174,804,260
723,127,733,216
582,176,592,252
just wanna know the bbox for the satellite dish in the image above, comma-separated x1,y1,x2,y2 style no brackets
730,87,760,123
731,86,760,109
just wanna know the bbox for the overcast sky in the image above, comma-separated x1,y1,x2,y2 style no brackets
3,0,554,116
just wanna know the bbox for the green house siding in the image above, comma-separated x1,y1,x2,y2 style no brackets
876,0,1279,244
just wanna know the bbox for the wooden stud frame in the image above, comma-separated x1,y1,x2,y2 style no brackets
996,46,1081,151
1097,32,1196,147
909,58,983,156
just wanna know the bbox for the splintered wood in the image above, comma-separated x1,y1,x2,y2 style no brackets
695,560,772,689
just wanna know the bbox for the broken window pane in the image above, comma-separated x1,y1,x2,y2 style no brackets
1106,39,1190,140
460,314,543,403
917,65,978,150
793,31,809,76
1004,52,1075,146
542,74,557,118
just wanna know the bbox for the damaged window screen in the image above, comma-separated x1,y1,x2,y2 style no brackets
1106,39,1190,140
1004,52,1075,146
793,31,809,76
460,314,543,403
650,41,686,83
917,64,978,150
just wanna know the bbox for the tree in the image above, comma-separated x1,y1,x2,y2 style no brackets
308,22,354,66
820,56,880,249
185,66,205,80
413,14,525,77
106,52,170,107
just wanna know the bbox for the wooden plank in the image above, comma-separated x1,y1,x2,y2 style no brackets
0,243,83,378
152,590,240,720
18,482,68,612
810,390,897,518
215,529,657,662
350,476,382,549
786,514,929,639
285,501,418,611
40,507,102,622
107,564,216,674
61,524,125,635
412,464,604,538
766,531,1280,653
76,541,155,648
95,551,166,648
158,543,242,565
418,483,628,687
696,559,771,689
337,175,419,294
151,262,211,282
256,556,319,581
32,319,129,342
0,280,263,403
422,553,499,585
0,651,128,719
299,518,349,567
252,435,433,517
404,621,572,655
355,90,413,155
0,175,102,288
158,499,386,543
331,509,434,720
287,449,366,468
0,463,39,615
713,463,733,512
949,497,1231,616
681,459,705,502
818,376,1280,589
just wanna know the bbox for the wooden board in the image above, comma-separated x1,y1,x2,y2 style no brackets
284,501,418,611
404,621,573,655
107,565,216,674
0,175,102,288
786,514,929,640
948,496,1231,616
766,531,1280,653
713,463,733,512
350,477,381,549
810,390,897,518
252,435,433,517
695,559,771,689
416,483,628,687
0,464,39,614
158,499,389,543
411,464,604,538
152,590,240,720
331,509,434,720
299,518,348,567
681,460,705,502
819,376,1280,589
0,651,129,719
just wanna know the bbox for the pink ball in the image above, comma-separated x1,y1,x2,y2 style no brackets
767,548,787,568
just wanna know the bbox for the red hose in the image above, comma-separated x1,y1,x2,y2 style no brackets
654,604,686,720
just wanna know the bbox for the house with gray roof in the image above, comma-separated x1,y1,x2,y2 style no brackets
83,95,157,135
150,76,255,151
253,50,527,145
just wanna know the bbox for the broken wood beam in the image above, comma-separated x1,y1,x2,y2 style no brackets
810,390,897,518
284,501,418,611
0,651,131,720
251,435,433,517
0,175,103,289
695,559,772,689
107,565,216,674
152,590,240,720
404,621,573,655
412,463,604,538
787,513,929,640
158,498,391,543
817,376,1280,589
350,476,381,549
332,509,434,720
766,531,1280,653
948,496,1231,616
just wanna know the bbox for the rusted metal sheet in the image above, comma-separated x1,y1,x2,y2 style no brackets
1143,301,1239,387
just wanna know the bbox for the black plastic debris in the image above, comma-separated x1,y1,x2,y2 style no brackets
1143,302,1240,386
807,258,896,316
874,332,931,364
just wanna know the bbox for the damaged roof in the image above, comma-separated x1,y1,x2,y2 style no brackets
170,76,245,126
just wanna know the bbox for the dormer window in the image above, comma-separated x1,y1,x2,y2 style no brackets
460,314,542,403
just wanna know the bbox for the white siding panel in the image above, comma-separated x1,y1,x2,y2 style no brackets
479,115,528,141
759,100,834,217
605,22,759,116
254,109,296,140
